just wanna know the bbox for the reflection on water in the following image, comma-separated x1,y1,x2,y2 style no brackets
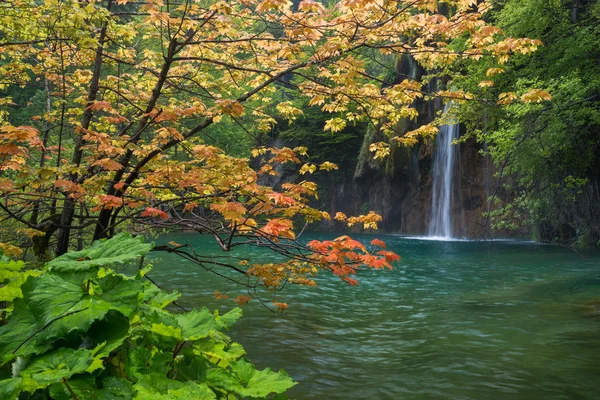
144,232,600,399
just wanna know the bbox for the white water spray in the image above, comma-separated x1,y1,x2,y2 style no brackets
428,113,460,239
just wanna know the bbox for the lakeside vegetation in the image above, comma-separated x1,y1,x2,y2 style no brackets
1,0,598,398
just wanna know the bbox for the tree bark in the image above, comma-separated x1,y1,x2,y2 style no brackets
56,0,113,255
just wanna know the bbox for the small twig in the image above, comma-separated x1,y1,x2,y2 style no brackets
62,378,80,400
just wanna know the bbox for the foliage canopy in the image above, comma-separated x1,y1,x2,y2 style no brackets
456,0,600,245
0,0,543,258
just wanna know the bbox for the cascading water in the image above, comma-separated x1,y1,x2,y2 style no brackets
428,113,460,239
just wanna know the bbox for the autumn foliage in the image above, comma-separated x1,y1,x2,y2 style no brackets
0,0,546,302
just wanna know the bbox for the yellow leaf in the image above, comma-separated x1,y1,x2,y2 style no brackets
521,89,552,103
299,163,317,175
324,118,346,133
486,68,505,77
0,242,23,257
497,92,518,105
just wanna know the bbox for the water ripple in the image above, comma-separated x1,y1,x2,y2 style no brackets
146,232,600,399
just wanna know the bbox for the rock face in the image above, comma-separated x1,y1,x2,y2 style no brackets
319,128,494,238
314,53,500,238
267,53,528,239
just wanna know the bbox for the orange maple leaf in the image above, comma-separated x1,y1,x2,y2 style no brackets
233,295,251,305
370,238,386,248
262,218,295,239
140,207,169,220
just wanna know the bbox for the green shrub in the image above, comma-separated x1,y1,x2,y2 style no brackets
0,233,295,399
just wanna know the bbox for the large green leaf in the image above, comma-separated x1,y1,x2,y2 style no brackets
87,311,131,372
133,374,216,400
126,347,171,379
173,349,209,382
28,271,141,326
175,309,214,341
138,305,182,345
139,306,214,343
15,348,92,393
149,290,181,309
0,377,21,400
47,233,153,272
0,282,54,364
206,359,296,398
49,375,97,400
0,272,142,364
99,377,135,400
49,376,134,400
194,340,245,367
215,307,243,330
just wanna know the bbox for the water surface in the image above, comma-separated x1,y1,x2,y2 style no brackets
147,233,600,399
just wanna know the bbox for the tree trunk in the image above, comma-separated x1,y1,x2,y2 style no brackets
56,0,113,255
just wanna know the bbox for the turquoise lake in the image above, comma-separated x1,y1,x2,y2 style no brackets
148,232,600,399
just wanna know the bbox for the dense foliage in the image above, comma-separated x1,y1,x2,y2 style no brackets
0,233,296,399
456,0,600,245
0,0,545,259
0,0,556,395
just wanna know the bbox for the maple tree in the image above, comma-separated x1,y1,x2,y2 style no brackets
0,0,548,300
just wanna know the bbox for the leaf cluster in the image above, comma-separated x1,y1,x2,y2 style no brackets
0,233,296,399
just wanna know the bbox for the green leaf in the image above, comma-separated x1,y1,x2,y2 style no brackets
173,350,209,382
49,375,97,400
101,377,135,399
175,309,214,341
138,305,182,344
29,271,142,327
87,311,131,372
0,377,21,400
0,272,142,364
0,258,39,306
134,374,216,400
126,347,171,379
49,376,134,400
16,348,92,393
194,341,245,367
47,233,153,272
206,359,296,398
150,290,181,309
151,323,183,341
139,306,215,343
0,282,25,304
215,307,242,330
0,287,54,364
0,258,25,281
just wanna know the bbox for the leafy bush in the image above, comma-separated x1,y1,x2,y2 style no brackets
0,233,296,399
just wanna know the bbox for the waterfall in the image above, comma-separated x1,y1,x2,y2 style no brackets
428,114,460,239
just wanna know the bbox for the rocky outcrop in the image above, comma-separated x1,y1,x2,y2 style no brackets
317,128,495,238
312,50,510,238
272,52,529,239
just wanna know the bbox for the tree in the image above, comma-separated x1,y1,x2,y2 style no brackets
0,0,544,297
455,0,600,246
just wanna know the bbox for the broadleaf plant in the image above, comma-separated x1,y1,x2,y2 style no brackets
0,234,296,399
